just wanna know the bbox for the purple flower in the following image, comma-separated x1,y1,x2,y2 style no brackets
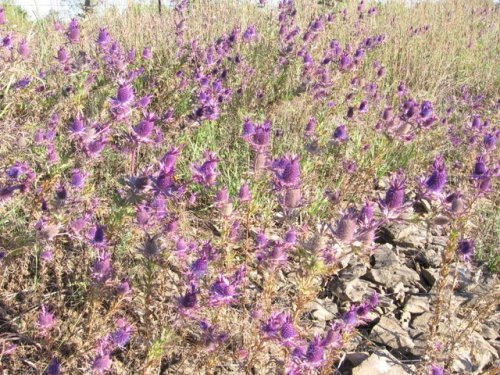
111,319,133,348
114,83,134,105
69,114,85,134
90,250,112,283
457,239,474,262
430,364,445,375
67,19,80,44
280,316,297,346
116,278,131,297
332,124,348,142
242,25,257,42
45,357,60,375
91,353,112,374
424,155,447,194
38,305,55,335
178,285,198,313
262,312,286,338
56,47,69,64
271,155,301,189
191,150,219,187
97,28,110,48
0,7,6,25
142,47,152,60
304,336,325,368
472,155,488,179
132,113,156,142
238,183,251,203
483,133,496,151
332,211,357,243
379,172,407,218
17,39,30,58
2,34,13,49
242,118,271,152
71,169,86,189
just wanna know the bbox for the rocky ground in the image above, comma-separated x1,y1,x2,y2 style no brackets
306,222,499,375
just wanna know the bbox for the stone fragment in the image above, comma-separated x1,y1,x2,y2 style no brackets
308,299,337,321
352,349,411,375
370,316,414,350
404,295,430,314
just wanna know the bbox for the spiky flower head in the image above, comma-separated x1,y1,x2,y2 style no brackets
425,155,447,193
38,305,55,335
430,365,445,375
111,319,133,348
45,357,60,375
0,7,6,25
271,155,301,189
90,250,112,283
17,39,30,58
457,239,474,262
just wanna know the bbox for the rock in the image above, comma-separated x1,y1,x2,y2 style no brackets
370,316,414,350
411,312,432,331
372,244,399,268
352,349,411,375
421,268,439,286
308,299,337,321
346,352,370,366
480,324,498,341
338,262,368,281
343,279,375,302
400,311,412,329
365,265,420,288
377,295,398,314
404,295,430,314
452,332,498,374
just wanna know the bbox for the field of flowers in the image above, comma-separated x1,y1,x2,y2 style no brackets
0,0,498,374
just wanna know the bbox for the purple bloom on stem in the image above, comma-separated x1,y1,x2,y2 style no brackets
91,352,112,374
45,357,60,375
457,239,474,262
0,7,6,25
242,25,257,42
424,155,447,194
90,250,112,283
111,319,133,348
71,169,85,189
271,155,301,189
67,19,80,43
472,155,488,179
191,150,219,187
116,278,131,297
430,364,445,375
38,305,55,335
332,124,348,142
18,39,30,58
142,47,152,60
56,47,69,64
238,183,251,203
379,171,407,218
97,28,110,47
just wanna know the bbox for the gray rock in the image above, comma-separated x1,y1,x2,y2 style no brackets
372,244,399,268
346,352,370,366
343,279,375,302
421,268,439,286
400,310,412,329
365,265,420,288
308,299,338,321
411,312,432,331
480,324,498,341
404,295,430,314
452,332,498,374
352,349,411,375
370,316,415,350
